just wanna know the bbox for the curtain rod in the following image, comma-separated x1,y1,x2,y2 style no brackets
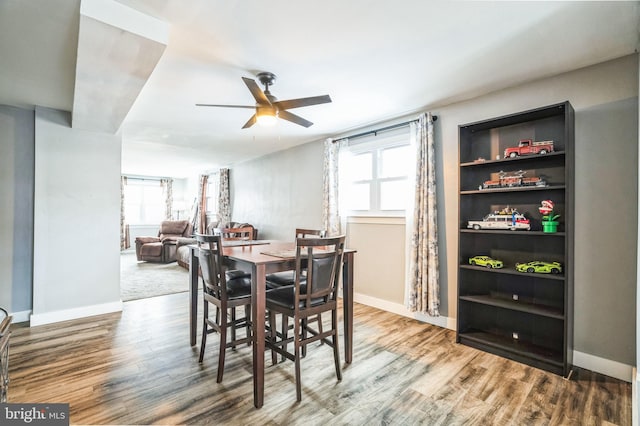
333,115,437,143
122,174,171,181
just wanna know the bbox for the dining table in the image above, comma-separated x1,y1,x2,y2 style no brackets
188,239,355,408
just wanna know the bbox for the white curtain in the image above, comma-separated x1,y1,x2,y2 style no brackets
405,113,440,316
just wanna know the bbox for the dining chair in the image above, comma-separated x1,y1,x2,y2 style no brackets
266,228,326,287
219,226,254,241
265,228,327,356
195,234,252,383
265,235,345,401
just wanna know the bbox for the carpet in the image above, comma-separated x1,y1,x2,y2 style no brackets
120,251,190,301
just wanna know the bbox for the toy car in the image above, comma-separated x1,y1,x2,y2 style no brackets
515,261,562,274
467,212,530,231
469,255,503,269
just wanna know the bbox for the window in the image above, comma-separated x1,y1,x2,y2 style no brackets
341,126,413,216
206,172,219,216
123,178,165,225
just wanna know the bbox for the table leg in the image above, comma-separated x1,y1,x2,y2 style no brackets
189,247,199,346
342,252,354,364
252,264,266,408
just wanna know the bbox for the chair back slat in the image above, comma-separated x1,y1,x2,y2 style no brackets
294,236,345,309
220,226,254,241
295,228,326,239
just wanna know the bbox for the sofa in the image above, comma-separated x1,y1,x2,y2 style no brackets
175,222,258,269
135,220,193,263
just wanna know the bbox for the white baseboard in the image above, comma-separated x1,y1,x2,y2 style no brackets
8,310,31,323
632,367,637,426
353,292,456,330
573,350,634,383
29,301,123,327
353,292,634,383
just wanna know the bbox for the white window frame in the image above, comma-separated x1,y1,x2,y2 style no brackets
340,126,413,217
205,172,219,217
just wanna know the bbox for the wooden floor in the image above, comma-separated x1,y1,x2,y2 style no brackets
7,292,631,425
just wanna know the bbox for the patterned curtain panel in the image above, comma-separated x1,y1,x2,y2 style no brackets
161,178,173,220
217,168,231,226
405,113,440,316
197,174,208,233
120,176,129,250
189,197,199,235
322,138,342,236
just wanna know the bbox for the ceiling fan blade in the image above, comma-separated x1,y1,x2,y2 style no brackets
278,110,313,128
196,103,255,109
242,77,270,105
242,114,257,129
273,95,332,110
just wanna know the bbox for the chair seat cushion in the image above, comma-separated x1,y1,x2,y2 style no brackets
265,271,295,286
226,277,252,299
265,285,324,310
160,235,182,243
226,269,251,281
265,271,307,287
136,236,160,244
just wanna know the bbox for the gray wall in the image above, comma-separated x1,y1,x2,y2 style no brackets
231,54,638,368
0,105,34,317
574,98,637,362
231,140,324,241
31,106,122,323
637,53,640,423
436,55,638,367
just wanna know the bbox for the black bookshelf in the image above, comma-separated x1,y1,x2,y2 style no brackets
456,102,574,377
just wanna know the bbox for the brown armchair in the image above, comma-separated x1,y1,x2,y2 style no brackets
135,220,193,263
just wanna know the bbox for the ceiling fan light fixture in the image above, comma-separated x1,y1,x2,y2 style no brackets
256,107,278,126
196,72,331,128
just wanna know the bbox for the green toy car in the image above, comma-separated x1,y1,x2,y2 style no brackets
469,255,503,269
515,261,562,274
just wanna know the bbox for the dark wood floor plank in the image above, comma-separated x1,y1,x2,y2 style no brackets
6,292,632,425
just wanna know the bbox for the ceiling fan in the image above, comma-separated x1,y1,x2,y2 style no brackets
196,72,331,129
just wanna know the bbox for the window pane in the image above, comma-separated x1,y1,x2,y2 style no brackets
380,145,411,178
124,186,142,203
145,207,165,224
143,185,162,199
122,180,169,224
346,182,370,210
380,179,408,210
350,153,373,181
206,173,219,214
206,196,217,214
145,187,163,221
124,203,141,224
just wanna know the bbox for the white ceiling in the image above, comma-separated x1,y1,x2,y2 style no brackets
1,0,638,178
